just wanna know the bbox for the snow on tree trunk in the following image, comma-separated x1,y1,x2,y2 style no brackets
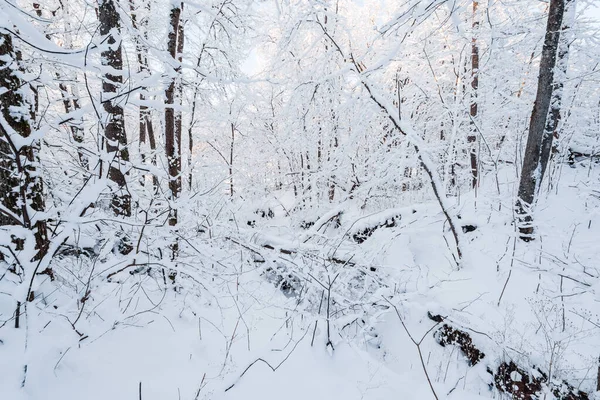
99,0,131,217
516,0,566,240
130,0,158,191
165,4,184,231
540,0,575,183
468,0,479,190
0,31,48,260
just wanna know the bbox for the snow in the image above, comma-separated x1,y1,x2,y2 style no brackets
1,0,600,399
2,164,598,400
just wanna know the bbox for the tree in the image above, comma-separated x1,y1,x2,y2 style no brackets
165,3,184,228
130,0,158,190
516,0,567,240
540,0,575,183
33,2,87,169
99,0,131,217
0,31,48,260
468,0,479,190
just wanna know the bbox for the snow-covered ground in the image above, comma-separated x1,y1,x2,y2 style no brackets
2,162,599,400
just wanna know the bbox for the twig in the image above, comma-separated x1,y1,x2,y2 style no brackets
193,373,207,400
53,347,71,376
224,328,309,392
311,290,325,346
383,297,440,400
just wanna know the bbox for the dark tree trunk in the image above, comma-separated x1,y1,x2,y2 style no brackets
468,0,479,189
539,0,574,182
188,115,193,190
304,151,311,203
229,123,235,197
99,0,131,217
0,32,48,260
516,0,566,240
597,355,600,392
58,81,86,165
328,135,338,201
165,4,184,230
299,152,304,204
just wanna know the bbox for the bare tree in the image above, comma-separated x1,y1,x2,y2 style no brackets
516,0,566,239
99,0,131,216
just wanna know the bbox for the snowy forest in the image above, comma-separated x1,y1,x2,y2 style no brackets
1,0,600,399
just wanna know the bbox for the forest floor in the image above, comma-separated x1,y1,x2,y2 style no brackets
1,163,599,400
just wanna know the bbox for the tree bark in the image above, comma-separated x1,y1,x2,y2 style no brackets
99,0,131,217
0,32,48,260
130,0,158,191
468,0,479,189
516,0,566,240
539,0,574,182
597,355,600,392
165,4,184,228
229,123,235,197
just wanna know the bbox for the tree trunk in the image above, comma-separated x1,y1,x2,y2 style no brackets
516,0,566,240
540,0,574,182
48,2,87,168
99,0,131,217
597,355,600,392
328,135,338,201
229,123,235,197
468,0,479,189
165,4,184,230
188,114,193,190
0,32,48,260
130,0,158,191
